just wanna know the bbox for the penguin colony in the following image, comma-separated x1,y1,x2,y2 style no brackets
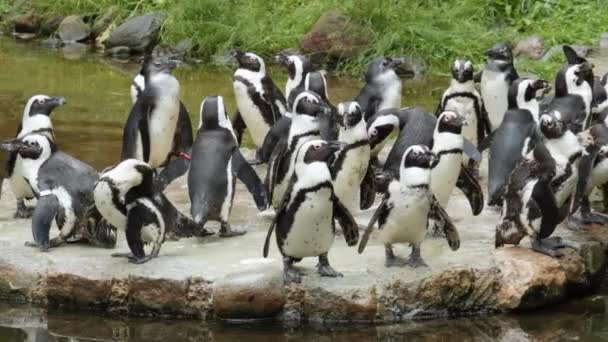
1,43,606,283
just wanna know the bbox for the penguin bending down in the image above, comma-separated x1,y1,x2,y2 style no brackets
95,159,200,263
6,95,66,218
495,142,576,257
331,102,375,212
366,107,483,214
0,134,116,251
437,59,491,150
231,50,287,153
358,145,460,267
266,91,332,209
129,55,194,189
570,122,608,228
484,78,550,206
188,96,268,237
355,57,414,121
479,43,519,129
263,140,359,283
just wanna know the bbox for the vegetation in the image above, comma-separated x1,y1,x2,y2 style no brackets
4,0,608,78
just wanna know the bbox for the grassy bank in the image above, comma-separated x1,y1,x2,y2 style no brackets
2,0,608,78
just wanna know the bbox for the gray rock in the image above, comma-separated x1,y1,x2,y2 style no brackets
106,45,131,59
91,6,117,38
104,12,164,53
600,33,608,48
514,36,545,60
40,16,64,36
40,37,62,49
12,12,40,34
542,44,590,62
58,15,90,43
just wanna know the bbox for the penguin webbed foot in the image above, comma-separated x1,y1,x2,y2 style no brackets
49,237,66,248
111,252,135,259
316,254,343,278
531,236,579,257
384,245,409,267
404,255,428,268
128,255,153,264
283,258,303,283
219,223,246,237
193,224,215,237
585,211,608,225
14,200,34,219
24,241,49,253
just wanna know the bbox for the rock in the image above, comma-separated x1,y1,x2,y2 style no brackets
514,36,545,60
91,6,118,38
212,265,285,319
106,46,131,59
299,10,373,62
601,33,608,48
58,15,90,43
12,32,36,40
104,12,164,53
174,38,192,54
542,44,590,62
40,16,64,36
61,43,88,60
12,12,40,34
40,37,62,49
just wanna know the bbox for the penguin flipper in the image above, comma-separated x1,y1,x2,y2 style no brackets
263,176,295,258
473,70,482,83
463,138,482,163
260,118,290,163
265,139,287,202
359,164,376,210
232,111,246,146
126,204,147,259
262,76,287,120
332,194,359,247
456,167,484,215
358,196,389,254
31,194,59,250
572,150,598,214
429,196,460,251
232,150,268,211
477,130,496,152
532,180,560,239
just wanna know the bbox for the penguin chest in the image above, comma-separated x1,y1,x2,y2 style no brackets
94,181,126,230
481,71,509,127
519,180,541,237
147,96,179,168
42,187,77,236
273,135,318,207
379,81,402,110
379,188,430,245
445,97,478,144
233,80,270,147
431,152,462,207
9,155,35,199
281,188,335,258
588,158,608,194
333,145,371,209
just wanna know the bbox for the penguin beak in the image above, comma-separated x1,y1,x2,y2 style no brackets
273,53,288,65
390,57,415,79
327,141,345,153
0,139,24,153
50,97,67,108
389,57,405,68
453,114,466,126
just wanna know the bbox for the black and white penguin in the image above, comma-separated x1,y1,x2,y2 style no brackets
0,133,116,251
543,46,594,133
95,159,200,263
266,91,332,209
358,145,460,267
485,78,550,206
231,50,287,150
6,95,65,218
274,53,313,106
121,56,185,186
188,95,268,237
437,59,490,149
494,141,569,257
479,43,519,129
593,73,608,116
129,55,194,189
263,139,359,283
331,102,375,212
355,57,413,121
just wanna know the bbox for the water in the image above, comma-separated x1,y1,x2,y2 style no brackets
0,37,607,341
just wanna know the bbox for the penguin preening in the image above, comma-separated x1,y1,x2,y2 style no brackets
331,102,375,212
479,43,519,129
358,145,460,267
95,159,200,264
6,95,66,219
188,96,268,237
263,139,359,283
129,55,194,189
355,57,414,121
485,78,550,206
231,50,287,153
0,133,116,252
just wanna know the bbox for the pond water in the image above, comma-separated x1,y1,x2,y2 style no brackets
0,37,607,341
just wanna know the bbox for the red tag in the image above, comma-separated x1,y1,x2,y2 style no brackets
177,152,192,160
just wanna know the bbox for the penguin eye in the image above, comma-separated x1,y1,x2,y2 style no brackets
314,144,321,150
371,128,378,136
382,59,390,67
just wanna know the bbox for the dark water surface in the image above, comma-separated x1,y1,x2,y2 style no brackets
2,37,608,341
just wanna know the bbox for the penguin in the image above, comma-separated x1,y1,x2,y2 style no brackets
262,139,359,283
121,56,184,182
593,73,608,115
355,57,413,121
95,159,200,264
274,53,313,106
366,107,483,215
231,50,287,152
129,55,194,189
6,95,65,219
358,145,460,267
485,78,550,206
437,59,491,150
543,46,594,133
570,121,608,228
0,133,116,252
266,91,332,209
479,43,519,129
331,102,375,212
188,96,268,237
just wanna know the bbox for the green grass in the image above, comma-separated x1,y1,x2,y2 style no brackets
5,0,608,79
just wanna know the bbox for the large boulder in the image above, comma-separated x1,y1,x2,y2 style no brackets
58,15,90,43
299,10,373,62
104,12,164,53
12,12,40,34
513,36,545,60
